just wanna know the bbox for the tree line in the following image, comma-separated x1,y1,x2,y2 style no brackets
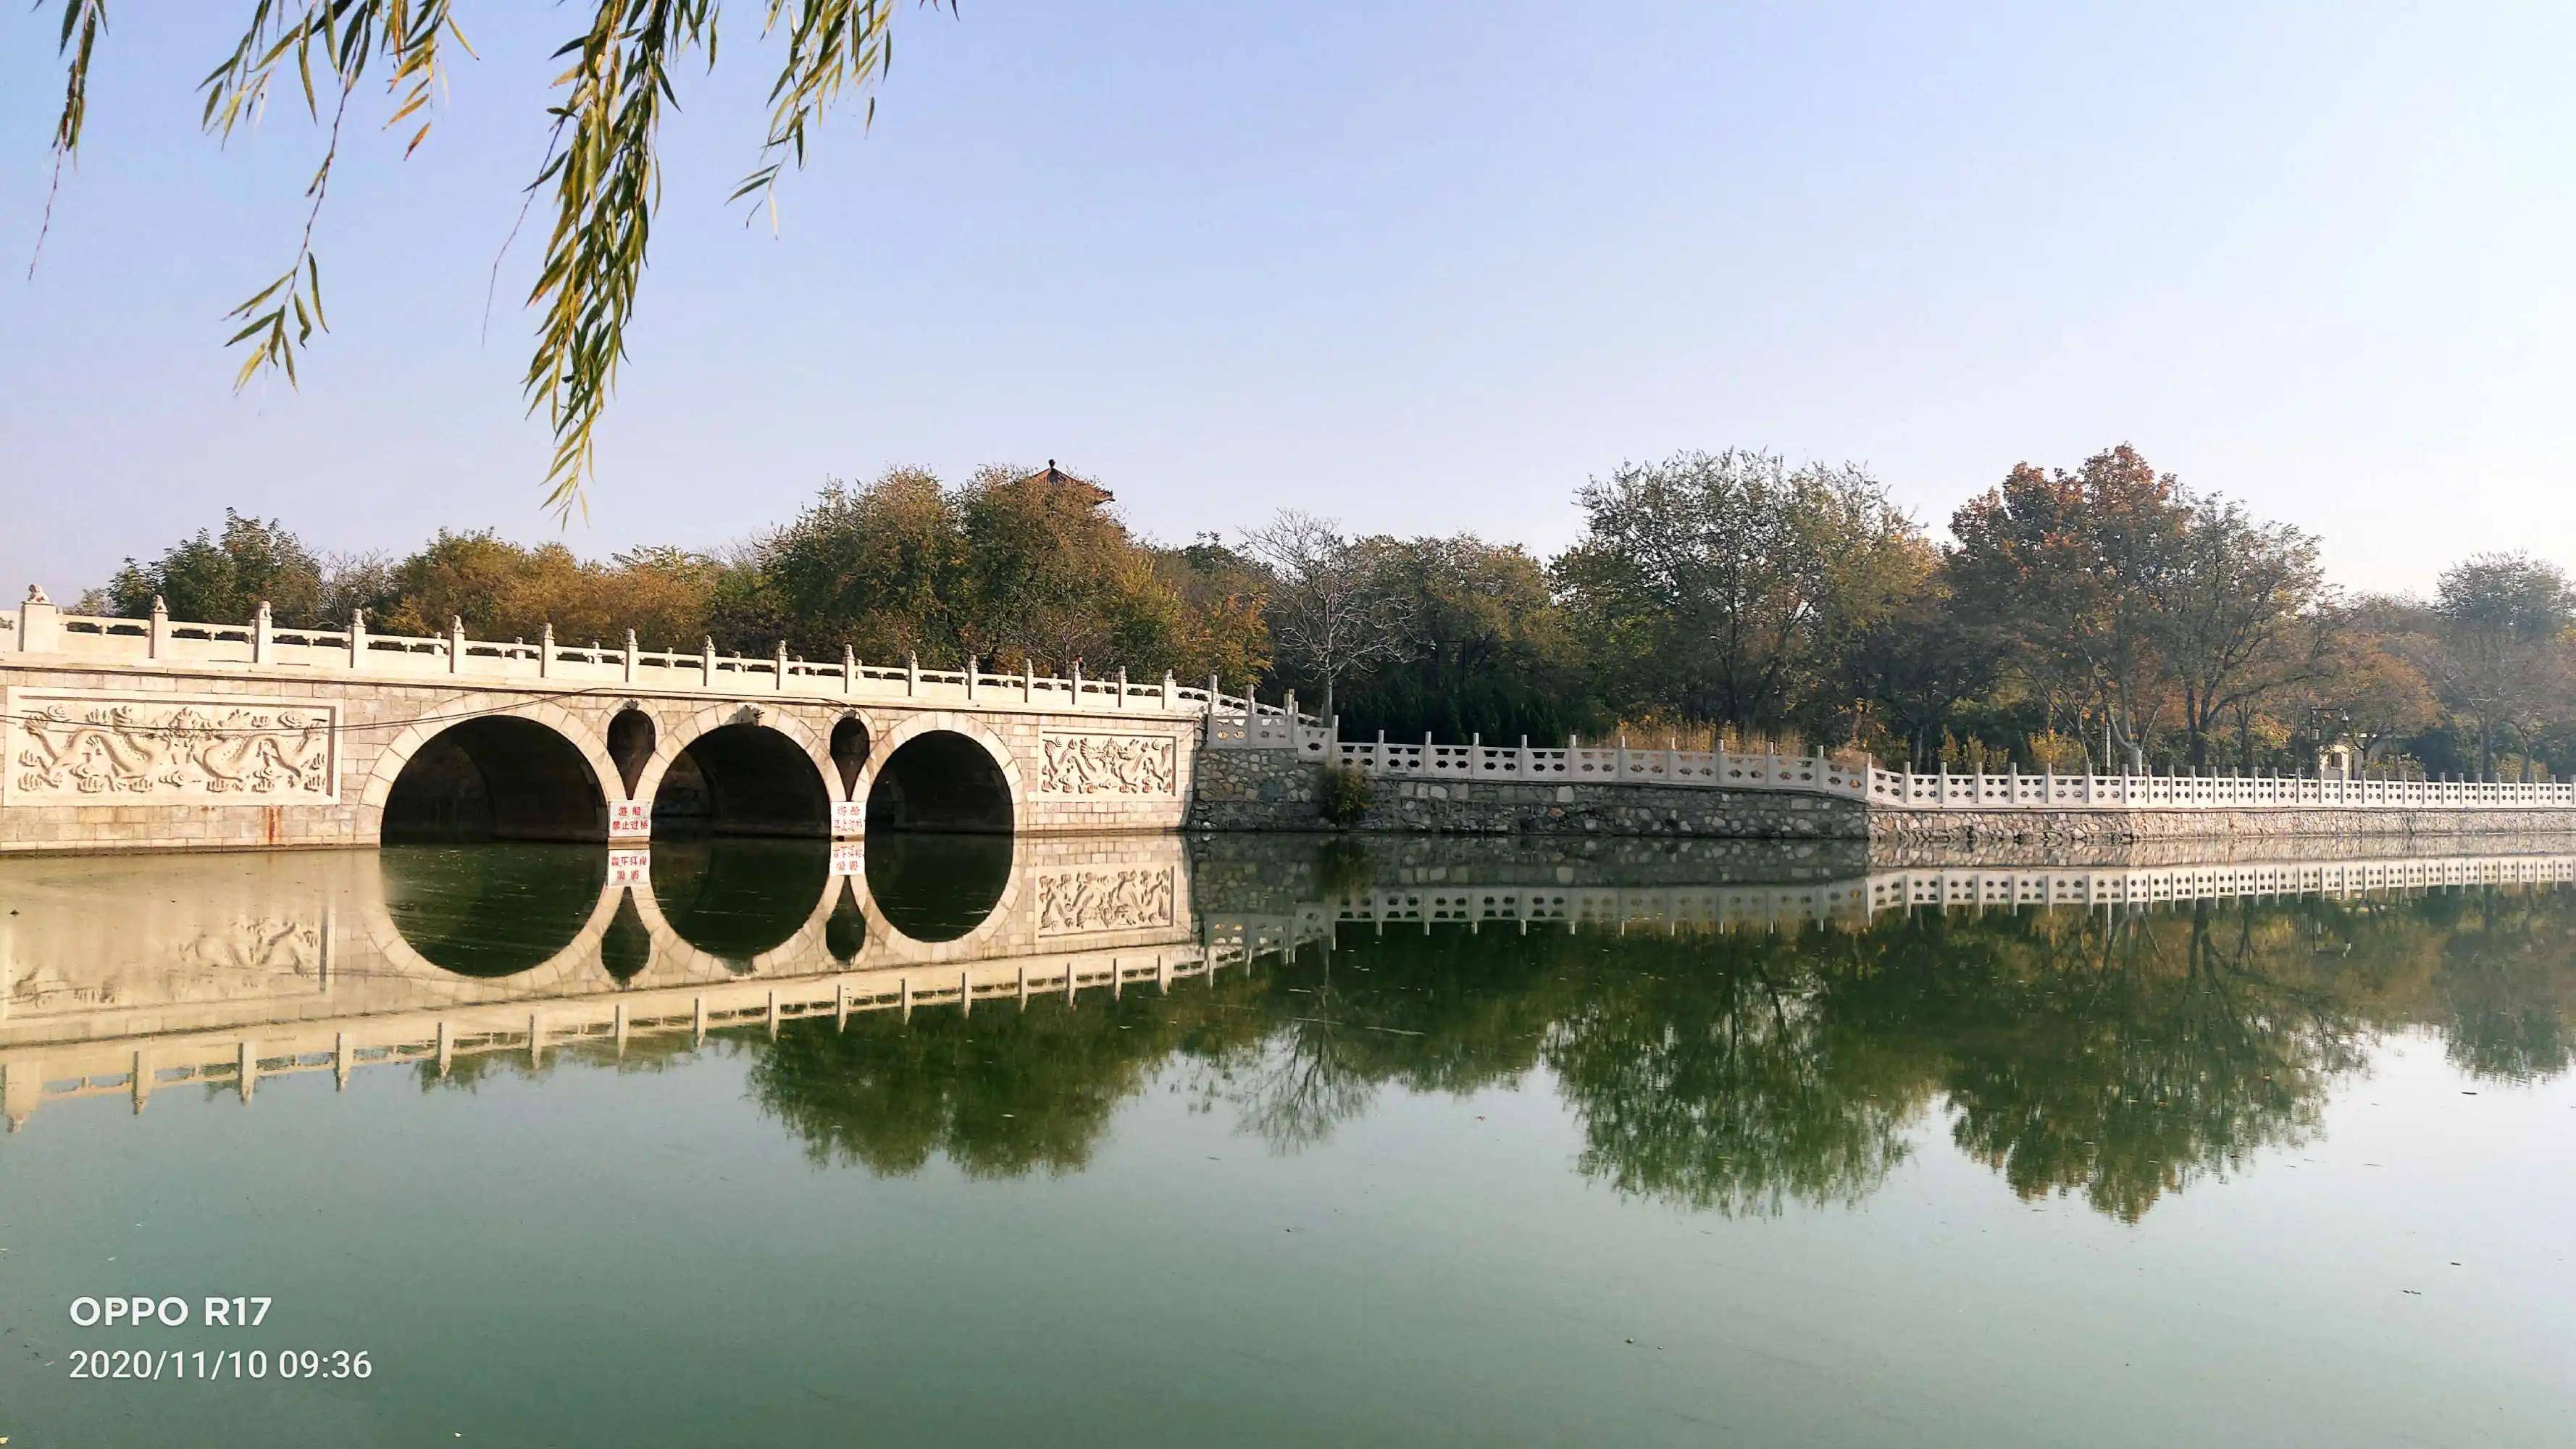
77,446,2576,777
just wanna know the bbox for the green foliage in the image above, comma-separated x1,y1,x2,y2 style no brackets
725,464,1271,679
1555,449,1925,736
1317,761,1375,827
1324,533,1597,745
102,510,329,625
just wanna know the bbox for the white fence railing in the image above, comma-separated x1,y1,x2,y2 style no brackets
1275,722,2576,814
2,588,1311,724
1326,732,1873,796
1860,766,2576,811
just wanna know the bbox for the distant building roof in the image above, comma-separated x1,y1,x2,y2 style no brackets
1016,458,1113,506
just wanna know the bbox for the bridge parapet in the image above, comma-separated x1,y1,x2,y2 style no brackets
4,586,1318,727
1261,722,2576,814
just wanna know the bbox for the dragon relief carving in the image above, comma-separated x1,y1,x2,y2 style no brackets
11,697,336,801
9,916,322,1016
1037,732,1177,796
1035,867,1177,935
177,916,325,977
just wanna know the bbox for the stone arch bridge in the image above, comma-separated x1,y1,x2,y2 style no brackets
28,587,2566,855
1,591,1308,853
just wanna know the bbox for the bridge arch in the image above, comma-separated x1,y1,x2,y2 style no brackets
858,713,1024,835
633,703,836,837
361,699,618,843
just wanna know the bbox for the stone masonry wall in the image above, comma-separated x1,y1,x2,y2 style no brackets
1184,751,1869,839
1187,748,2576,849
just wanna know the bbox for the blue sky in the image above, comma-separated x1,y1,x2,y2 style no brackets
4,1,2571,597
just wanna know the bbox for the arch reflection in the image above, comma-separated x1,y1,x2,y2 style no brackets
601,890,652,984
379,843,609,978
863,832,1013,943
824,880,869,963
649,838,832,969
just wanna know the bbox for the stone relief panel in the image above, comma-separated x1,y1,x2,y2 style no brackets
1034,867,1178,936
1037,732,1178,796
6,689,340,804
9,915,324,1019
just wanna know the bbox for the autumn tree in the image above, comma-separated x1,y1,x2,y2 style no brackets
364,529,721,649
1949,445,2190,769
1153,535,1275,695
2301,598,2439,771
727,464,1265,682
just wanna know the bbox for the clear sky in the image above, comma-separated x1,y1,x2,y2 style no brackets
4,1,2571,599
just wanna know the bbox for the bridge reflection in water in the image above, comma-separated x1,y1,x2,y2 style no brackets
6,838,2575,1222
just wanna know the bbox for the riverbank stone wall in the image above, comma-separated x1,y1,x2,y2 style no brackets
1186,750,2576,848
1185,751,1868,839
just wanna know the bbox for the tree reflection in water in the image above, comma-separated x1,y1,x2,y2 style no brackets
750,987,1266,1178
457,841,2576,1223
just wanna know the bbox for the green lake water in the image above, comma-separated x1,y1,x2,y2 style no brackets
1,836,2571,1446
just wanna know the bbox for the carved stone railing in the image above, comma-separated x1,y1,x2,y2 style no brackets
1329,731,1873,798
1856,763,2576,811
1254,717,2576,814
3,587,1310,723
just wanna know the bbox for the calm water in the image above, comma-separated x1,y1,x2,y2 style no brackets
2,835,2572,1446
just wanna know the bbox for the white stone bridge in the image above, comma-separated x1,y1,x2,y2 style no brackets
1,589,1311,853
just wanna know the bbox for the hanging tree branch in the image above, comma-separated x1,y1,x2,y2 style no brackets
29,0,109,279
196,1,473,391
28,0,946,518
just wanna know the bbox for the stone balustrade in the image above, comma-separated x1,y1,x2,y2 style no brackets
4,586,1314,725
1226,715,2576,814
